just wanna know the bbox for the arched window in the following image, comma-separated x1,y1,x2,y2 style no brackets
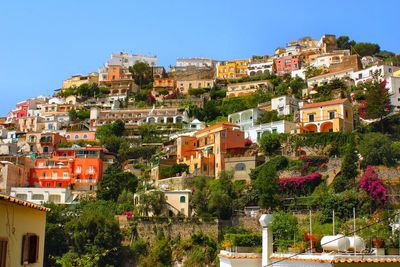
235,163,246,171
74,135,79,140
83,134,88,139
66,135,70,140
180,196,186,203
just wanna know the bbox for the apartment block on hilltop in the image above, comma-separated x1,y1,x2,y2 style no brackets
216,59,250,80
176,58,216,70
274,55,301,75
176,122,246,177
297,98,353,133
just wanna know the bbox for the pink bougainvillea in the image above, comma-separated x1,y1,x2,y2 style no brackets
279,172,322,196
244,139,252,146
360,166,388,206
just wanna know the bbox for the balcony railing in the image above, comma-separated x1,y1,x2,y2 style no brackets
40,176,71,180
300,114,345,123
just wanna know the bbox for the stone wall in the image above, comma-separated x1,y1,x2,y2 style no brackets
134,219,221,243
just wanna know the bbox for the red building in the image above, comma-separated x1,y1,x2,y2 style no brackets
29,146,106,191
274,55,301,75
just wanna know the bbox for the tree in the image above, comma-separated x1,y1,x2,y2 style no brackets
271,211,301,250
332,138,359,192
138,191,166,216
97,164,138,201
256,110,283,124
358,132,395,166
336,36,356,50
259,132,282,155
96,120,125,140
364,81,392,131
252,164,280,211
63,201,123,266
129,61,153,89
353,42,380,57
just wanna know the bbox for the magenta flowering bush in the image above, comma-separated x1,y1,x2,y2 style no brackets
360,166,388,206
299,155,328,175
279,172,322,196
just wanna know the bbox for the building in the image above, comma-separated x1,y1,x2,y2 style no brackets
309,51,350,68
224,155,265,182
176,122,246,177
247,60,274,76
247,120,297,142
351,64,399,86
274,55,301,75
0,193,49,267
10,187,76,204
297,98,353,133
176,79,214,95
62,73,99,89
271,96,300,116
307,68,354,88
63,131,97,141
29,146,106,190
226,80,272,97
176,58,216,69
216,59,250,80
228,108,262,131
0,160,29,194
89,107,187,130
98,52,157,81
163,190,191,217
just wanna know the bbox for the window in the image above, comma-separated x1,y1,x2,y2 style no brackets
329,111,335,119
203,165,208,171
180,196,186,203
32,194,44,200
43,146,49,153
358,73,362,79
74,135,79,140
76,166,82,174
309,114,314,122
21,234,39,264
88,166,94,174
235,163,246,171
345,111,349,118
63,172,68,178
0,238,7,267
57,183,62,188
83,134,88,139
49,195,61,203
42,172,46,177
16,194,27,200
66,135,70,140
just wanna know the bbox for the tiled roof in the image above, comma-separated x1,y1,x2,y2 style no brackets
0,193,50,212
308,68,353,79
195,122,240,135
302,98,348,109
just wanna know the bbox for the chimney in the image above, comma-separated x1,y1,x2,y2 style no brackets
259,214,274,266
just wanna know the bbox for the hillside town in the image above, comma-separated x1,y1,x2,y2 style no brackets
2,34,400,266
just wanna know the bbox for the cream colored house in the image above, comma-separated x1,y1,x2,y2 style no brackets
0,194,49,267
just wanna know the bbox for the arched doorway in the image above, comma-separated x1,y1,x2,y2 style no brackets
304,124,318,133
320,122,334,132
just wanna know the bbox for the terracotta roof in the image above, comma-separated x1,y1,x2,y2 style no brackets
195,122,240,135
308,68,353,79
302,98,348,109
0,194,50,212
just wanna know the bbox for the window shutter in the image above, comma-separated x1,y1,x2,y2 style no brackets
21,235,29,265
0,238,8,267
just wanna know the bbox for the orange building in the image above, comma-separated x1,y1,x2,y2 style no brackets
29,146,106,190
107,65,132,81
176,122,246,177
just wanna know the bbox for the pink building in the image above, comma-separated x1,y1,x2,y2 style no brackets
274,55,301,75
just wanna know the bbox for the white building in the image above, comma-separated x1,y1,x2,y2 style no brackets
291,68,306,80
307,68,354,88
271,96,300,116
10,187,76,205
176,58,215,69
247,120,296,142
228,108,262,132
247,61,274,76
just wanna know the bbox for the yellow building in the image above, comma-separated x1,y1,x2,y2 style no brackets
297,98,353,133
216,59,250,80
0,194,49,267
62,73,99,90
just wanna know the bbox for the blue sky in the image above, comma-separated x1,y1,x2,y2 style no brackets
0,0,399,116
